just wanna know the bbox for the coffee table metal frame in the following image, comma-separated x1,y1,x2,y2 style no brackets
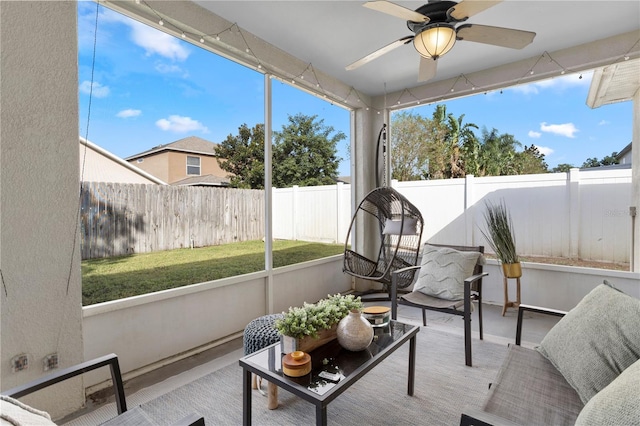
239,320,419,426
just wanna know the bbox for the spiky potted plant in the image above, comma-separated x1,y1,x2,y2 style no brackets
480,199,521,278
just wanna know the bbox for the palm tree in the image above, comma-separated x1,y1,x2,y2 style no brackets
429,105,479,179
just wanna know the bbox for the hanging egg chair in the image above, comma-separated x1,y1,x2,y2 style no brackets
343,187,424,294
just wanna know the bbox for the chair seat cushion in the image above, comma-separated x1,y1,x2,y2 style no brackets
483,345,583,425
413,244,481,300
401,290,466,310
536,281,640,404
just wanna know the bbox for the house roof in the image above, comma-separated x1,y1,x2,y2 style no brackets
587,58,640,108
171,174,230,187
125,136,219,160
616,142,632,160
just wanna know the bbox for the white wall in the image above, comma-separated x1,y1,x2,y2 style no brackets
78,252,639,396
273,182,351,244
274,169,633,265
0,1,84,418
82,255,351,391
481,260,639,311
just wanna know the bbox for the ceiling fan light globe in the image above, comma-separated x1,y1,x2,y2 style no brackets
413,25,456,59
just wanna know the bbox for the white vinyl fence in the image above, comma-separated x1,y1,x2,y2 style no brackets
273,168,633,264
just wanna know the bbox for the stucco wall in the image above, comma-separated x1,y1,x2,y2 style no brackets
82,145,160,184
129,152,170,183
166,151,226,183
0,1,84,418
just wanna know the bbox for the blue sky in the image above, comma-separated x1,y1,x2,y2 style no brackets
79,2,632,177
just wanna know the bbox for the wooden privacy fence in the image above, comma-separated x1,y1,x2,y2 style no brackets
81,183,264,259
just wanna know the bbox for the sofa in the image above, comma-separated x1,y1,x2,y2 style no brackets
460,281,640,425
1,353,204,426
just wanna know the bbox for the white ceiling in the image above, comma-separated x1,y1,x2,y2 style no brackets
193,1,640,96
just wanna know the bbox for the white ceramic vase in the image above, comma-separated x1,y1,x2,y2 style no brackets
337,309,374,351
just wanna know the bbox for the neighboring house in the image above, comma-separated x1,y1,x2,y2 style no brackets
616,142,632,165
125,136,229,186
80,137,166,184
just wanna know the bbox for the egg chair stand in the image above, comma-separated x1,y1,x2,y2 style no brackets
343,187,423,301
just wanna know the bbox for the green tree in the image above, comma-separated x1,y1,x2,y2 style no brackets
427,105,480,179
582,151,619,168
551,163,574,173
391,106,479,180
216,123,265,189
443,109,479,178
390,111,432,181
272,113,344,187
477,128,521,176
514,145,548,174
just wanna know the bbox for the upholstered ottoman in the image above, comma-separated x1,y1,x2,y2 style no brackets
243,314,283,410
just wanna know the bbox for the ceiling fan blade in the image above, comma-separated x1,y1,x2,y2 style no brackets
346,36,414,71
457,24,536,49
418,56,437,82
363,1,430,23
449,0,502,20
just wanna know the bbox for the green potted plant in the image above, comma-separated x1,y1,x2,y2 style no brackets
480,199,521,278
275,293,363,353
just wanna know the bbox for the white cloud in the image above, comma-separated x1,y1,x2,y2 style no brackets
528,130,541,138
129,20,190,61
510,71,593,95
155,63,184,74
540,122,579,138
535,145,554,156
116,109,141,118
79,81,110,98
156,115,209,133
598,120,610,126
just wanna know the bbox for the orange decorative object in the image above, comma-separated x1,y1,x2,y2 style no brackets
282,351,311,377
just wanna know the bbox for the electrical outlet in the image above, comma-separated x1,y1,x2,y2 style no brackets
11,354,28,372
43,353,59,371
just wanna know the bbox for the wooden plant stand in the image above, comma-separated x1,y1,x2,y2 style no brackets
502,276,521,316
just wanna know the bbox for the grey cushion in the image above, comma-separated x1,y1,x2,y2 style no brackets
483,345,583,425
574,357,640,425
382,218,418,235
414,244,481,300
0,395,55,425
537,282,640,404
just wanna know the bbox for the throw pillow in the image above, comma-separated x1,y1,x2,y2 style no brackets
382,218,418,235
575,357,640,425
0,395,55,425
414,244,481,300
537,281,640,405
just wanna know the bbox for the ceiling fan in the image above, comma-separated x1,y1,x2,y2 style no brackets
346,0,536,82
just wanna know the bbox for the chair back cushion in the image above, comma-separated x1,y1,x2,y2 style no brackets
574,357,640,425
414,244,482,300
537,281,640,404
382,218,418,235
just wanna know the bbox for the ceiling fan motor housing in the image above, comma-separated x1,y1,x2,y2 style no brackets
407,0,465,33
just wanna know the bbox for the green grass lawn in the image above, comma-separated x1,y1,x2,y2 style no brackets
81,240,344,306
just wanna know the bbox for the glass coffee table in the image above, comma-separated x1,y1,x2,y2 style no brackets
239,320,419,426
